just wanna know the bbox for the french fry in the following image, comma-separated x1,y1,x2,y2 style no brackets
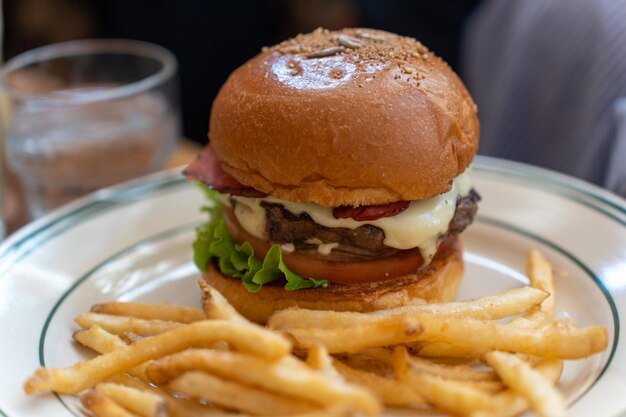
306,346,342,380
81,389,140,417
121,332,146,344
523,249,556,323
91,302,205,323
74,326,129,353
268,287,548,330
106,373,239,417
286,310,606,359
24,320,291,394
333,359,425,407
284,317,423,353
146,349,381,416
95,383,166,417
412,316,607,359
73,326,149,382
404,352,498,382
337,352,395,377
395,346,502,395
469,359,564,417
75,313,182,336
414,341,488,359
485,352,567,417
401,371,493,415
199,280,247,322
168,371,316,415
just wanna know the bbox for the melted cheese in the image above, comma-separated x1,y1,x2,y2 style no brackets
228,170,472,260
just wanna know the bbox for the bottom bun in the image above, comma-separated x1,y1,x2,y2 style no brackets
203,236,464,323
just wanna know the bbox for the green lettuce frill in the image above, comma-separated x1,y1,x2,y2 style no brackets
192,185,329,292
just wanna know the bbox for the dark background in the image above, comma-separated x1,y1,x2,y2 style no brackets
3,0,481,142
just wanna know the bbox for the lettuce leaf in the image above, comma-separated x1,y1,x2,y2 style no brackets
192,184,329,292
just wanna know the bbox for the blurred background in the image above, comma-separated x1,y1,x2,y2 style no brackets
2,0,626,232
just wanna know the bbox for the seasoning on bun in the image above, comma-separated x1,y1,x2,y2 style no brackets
185,28,480,323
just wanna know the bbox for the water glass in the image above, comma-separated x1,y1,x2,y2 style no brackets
0,39,180,218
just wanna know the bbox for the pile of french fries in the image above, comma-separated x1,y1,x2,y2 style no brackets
24,249,608,417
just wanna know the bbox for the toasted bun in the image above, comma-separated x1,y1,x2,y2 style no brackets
202,236,463,323
209,28,478,207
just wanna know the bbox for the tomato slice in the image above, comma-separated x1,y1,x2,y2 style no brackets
223,207,430,284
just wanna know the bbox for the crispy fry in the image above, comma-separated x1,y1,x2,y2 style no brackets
469,360,563,417
306,346,342,380
73,326,149,381
284,317,423,353
524,249,556,322
146,349,381,415
75,313,182,336
121,332,146,344
396,346,493,413
168,371,316,415
199,280,247,322
333,359,425,407
74,326,129,352
106,373,240,417
401,370,493,415
286,310,606,359
413,316,606,359
24,320,291,394
404,352,498,382
91,302,205,323
485,352,567,417
337,352,394,377
415,341,488,359
81,389,140,417
268,287,548,330
95,383,166,417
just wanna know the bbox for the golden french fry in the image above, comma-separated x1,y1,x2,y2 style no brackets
74,326,129,352
106,373,238,417
121,332,146,344
306,346,342,380
524,249,556,321
412,316,607,359
168,371,316,415
485,352,567,417
95,383,166,417
24,320,291,394
333,359,425,407
81,389,140,417
146,349,381,416
198,280,247,322
379,286,547,320
470,361,564,417
404,352,498,382
392,346,411,379
470,359,564,417
91,302,205,323
396,346,502,397
73,326,149,382
269,287,548,330
401,370,493,415
337,352,394,377
284,317,423,353
75,313,182,336
414,341,488,359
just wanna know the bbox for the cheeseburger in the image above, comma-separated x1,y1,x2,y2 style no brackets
185,28,480,323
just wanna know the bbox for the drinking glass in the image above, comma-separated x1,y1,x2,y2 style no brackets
0,39,180,218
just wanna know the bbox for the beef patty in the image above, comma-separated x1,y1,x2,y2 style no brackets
255,189,480,260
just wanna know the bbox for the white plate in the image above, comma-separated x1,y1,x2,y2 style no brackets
0,156,624,417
